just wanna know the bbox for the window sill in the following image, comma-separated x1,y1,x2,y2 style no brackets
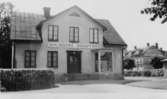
48,40,59,42
89,42,99,44
25,67,36,68
47,66,58,69
69,41,79,43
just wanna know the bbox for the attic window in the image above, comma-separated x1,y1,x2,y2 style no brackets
69,12,80,17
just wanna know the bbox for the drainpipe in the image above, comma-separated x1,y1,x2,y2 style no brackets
11,41,15,69
98,51,101,73
122,47,125,77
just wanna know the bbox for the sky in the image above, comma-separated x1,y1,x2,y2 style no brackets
1,0,167,50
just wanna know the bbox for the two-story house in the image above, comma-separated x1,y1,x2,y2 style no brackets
125,43,165,71
10,5,127,76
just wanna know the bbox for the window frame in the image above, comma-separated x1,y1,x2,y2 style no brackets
89,28,99,44
24,50,37,68
48,25,59,41
69,26,79,43
47,51,58,68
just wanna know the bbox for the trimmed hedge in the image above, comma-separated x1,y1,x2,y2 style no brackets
53,73,123,83
124,69,164,77
0,69,123,91
0,69,55,91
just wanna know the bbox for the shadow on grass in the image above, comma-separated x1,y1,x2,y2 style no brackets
59,79,140,85
126,80,167,90
1,85,60,92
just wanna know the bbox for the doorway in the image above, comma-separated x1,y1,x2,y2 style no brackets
67,51,81,73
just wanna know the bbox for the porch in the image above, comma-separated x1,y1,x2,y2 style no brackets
92,48,113,73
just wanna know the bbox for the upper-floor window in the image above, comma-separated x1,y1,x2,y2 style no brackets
47,51,58,68
89,28,99,43
25,50,36,68
48,25,59,41
69,26,79,42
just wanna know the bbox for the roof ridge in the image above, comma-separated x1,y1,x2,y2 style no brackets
12,11,44,17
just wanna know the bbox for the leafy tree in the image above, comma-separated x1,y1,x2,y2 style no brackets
0,2,13,44
0,2,13,68
123,58,135,70
141,0,167,23
150,57,163,69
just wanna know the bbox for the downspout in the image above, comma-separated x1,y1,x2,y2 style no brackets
11,41,15,69
122,46,126,78
122,48,124,76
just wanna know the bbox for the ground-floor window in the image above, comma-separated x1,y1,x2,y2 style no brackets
24,50,36,68
95,52,113,72
47,51,58,68
101,52,112,72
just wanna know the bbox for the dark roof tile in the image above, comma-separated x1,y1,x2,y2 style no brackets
10,12,45,41
96,19,127,46
10,6,127,46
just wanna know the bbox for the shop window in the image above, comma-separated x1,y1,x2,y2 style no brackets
25,50,36,68
48,25,59,41
69,26,79,42
89,28,99,43
101,52,113,72
47,51,58,68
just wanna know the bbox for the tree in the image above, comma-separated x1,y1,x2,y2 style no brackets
0,2,13,44
141,0,167,23
123,58,135,70
0,2,13,68
150,57,163,69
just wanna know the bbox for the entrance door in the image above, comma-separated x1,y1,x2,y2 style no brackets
67,51,81,73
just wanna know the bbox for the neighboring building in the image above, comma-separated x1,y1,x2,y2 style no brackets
125,43,166,71
9,5,126,76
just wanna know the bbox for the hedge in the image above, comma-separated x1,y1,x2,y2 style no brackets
53,73,123,83
0,69,55,91
0,69,124,91
124,69,164,77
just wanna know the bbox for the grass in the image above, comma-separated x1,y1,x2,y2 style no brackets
59,79,138,85
127,80,167,90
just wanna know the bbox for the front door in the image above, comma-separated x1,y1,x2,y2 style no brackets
67,51,81,73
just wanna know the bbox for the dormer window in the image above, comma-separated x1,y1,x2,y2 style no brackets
89,28,99,43
48,25,59,41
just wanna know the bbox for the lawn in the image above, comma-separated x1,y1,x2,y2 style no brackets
59,79,137,85
127,80,167,90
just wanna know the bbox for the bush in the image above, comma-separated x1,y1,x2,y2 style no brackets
124,69,164,77
151,69,164,77
0,69,55,91
150,57,163,69
143,71,151,77
123,58,135,70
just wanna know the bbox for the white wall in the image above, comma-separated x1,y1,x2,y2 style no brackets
14,7,123,74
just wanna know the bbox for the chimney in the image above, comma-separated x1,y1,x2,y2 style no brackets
43,7,50,19
147,43,150,47
134,46,137,50
155,43,159,49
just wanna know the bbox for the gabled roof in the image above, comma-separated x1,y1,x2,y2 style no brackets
10,12,45,41
10,5,127,46
96,19,127,46
126,46,165,58
43,5,107,30
143,47,164,58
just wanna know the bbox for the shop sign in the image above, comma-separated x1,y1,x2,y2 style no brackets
48,43,101,49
